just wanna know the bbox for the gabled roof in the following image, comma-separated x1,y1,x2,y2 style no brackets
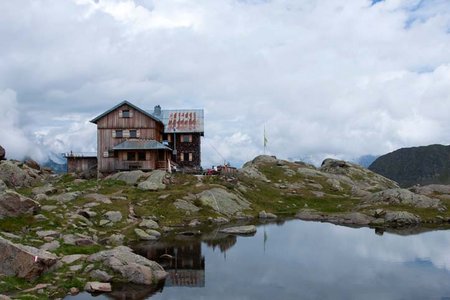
155,109,204,134
90,101,163,124
113,140,172,151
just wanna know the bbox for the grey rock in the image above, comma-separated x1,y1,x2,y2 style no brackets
1,232,20,240
0,190,40,219
107,170,146,185
34,194,48,201
70,264,83,272
84,282,112,293
34,214,48,222
62,234,77,245
220,225,257,235
145,229,161,238
134,228,157,241
188,219,201,227
0,160,39,188
197,188,251,217
0,236,58,280
139,219,159,229
36,230,60,238
0,180,6,192
40,240,60,252
108,234,125,246
41,205,57,212
137,170,167,191
61,254,87,264
87,246,167,285
84,193,112,204
32,184,57,196
259,210,277,219
363,188,444,209
105,211,122,223
50,192,81,203
173,199,200,212
410,184,450,196
384,211,421,226
90,270,113,282
210,216,230,224
239,166,269,182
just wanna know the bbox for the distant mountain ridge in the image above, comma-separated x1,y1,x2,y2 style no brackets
368,144,450,188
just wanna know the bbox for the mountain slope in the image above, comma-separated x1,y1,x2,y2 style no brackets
368,144,450,188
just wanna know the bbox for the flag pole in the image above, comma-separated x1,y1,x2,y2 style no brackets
263,124,268,155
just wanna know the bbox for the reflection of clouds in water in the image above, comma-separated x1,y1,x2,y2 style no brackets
325,223,450,270
144,220,450,300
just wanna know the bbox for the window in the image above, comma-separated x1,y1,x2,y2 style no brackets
138,151,146,161
182,152,193,162
127,152,136,161
181,134,192,143
115,130,123,138
130,130,137,138
122,110,130,118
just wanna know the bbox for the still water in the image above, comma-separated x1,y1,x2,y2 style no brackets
68,220,450,300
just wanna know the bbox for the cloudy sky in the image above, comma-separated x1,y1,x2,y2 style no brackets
1,0,450,167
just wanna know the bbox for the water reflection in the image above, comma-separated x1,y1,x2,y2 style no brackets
68,221,450,300
134,240,205,288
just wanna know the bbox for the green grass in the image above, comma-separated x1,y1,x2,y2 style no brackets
55,244,103,256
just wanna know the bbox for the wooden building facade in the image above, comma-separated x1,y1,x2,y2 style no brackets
90,101,172,175
153,106,204,172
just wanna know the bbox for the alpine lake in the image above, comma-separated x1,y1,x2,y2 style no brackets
66,219,450,300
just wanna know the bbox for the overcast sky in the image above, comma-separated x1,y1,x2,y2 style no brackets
1,0,450,167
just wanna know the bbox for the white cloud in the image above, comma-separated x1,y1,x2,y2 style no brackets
1,0,450,166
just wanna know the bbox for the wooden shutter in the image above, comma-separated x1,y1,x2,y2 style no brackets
189,153,193,161
180,152,184,161
123,130,130,138
136,129,140,137
112,130,116,138
129,111,133,118
189,135,192,142
119,111,123,118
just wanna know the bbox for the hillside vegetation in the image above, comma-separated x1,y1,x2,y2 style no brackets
369,144,450,188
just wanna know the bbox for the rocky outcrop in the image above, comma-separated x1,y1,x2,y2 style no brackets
409,184,450,196
0,146,5,160
0,190,40,218
87,246,167,285
295,209,374,226
362,188,444,210
220,225,257,235
84,282,112,293
384,211,421,226
0,236,58,280
50,192,81,203
197,188,251,217
138,170,167,191
107,170,147,185
319,159,399,193
173,199,200,212
0,161,40,188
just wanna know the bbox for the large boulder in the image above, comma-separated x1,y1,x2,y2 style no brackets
0,236,58,280
197,188,251,217
87,246,167,285
137,170,167,191
0,146,5,160
107,170,146,185
409,184,450,196
220,225,257,235
0,190,40,218
384,211,421,226
0,161,39,188
362,188,444,210
319,159,399,192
